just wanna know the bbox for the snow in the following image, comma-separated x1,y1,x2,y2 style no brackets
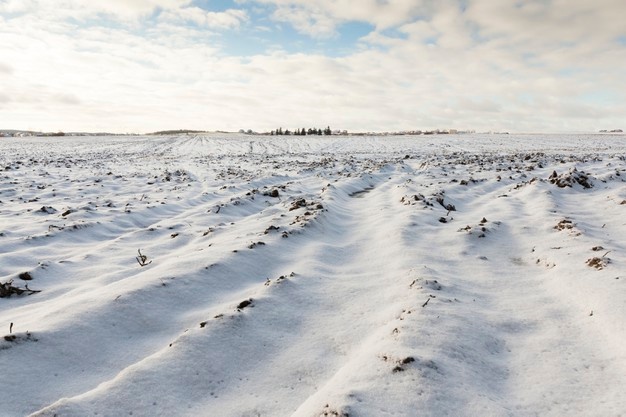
1,133,625,417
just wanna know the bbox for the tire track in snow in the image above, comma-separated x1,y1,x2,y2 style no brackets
29,168,428,417
1,134,625,417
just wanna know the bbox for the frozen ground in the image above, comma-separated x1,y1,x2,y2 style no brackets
0,133,625,417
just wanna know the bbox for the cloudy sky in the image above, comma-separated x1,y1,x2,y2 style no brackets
1,0,625,133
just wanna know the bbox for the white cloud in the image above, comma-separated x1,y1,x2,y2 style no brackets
0,0,35,14
85,0,192,18
205,9,248,29
0,0,624,133
0,0,193,19
271,6,337,39
0,92,10,106
466,0,625,46
160,7,248,29
248,0,427,31
0,62,13,74
103,0,192,15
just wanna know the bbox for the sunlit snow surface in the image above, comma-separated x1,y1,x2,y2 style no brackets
1,133,625,417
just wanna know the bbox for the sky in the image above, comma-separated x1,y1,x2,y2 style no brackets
1,0,625,134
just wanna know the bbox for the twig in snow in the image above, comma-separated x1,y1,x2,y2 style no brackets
0,280,41,298
136,249,152,267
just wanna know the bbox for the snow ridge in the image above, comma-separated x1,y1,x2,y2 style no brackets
0,134,624,417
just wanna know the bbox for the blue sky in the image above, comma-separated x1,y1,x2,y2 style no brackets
0,0,625,133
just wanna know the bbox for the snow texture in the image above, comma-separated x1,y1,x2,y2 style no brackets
0,133,625,417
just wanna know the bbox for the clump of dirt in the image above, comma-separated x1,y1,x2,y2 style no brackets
512,177,539,190
459,178,481,186
548,169,593,189
435,195,456,212
0,280,41,298
264,225,280,234
289,197,325,227
554,219,574,231
400,194,425,205
457,218,499,238
587,257,609,270
289,198,307,211
1,331,38,349
382,354,416,373
319,404,350,417
18,272,33,281
236,298,253,310
162,169,191,183
38,206,57,214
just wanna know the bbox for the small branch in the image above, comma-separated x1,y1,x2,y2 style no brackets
23,284,41,295
136,249,152,267
0,280,41,298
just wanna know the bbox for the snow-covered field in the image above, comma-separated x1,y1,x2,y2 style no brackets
1,133,625,417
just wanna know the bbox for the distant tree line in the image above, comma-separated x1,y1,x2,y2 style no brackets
271,126,332,136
